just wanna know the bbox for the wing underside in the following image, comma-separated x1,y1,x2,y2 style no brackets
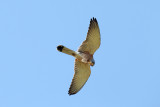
68,59,91,95
78,18,100,54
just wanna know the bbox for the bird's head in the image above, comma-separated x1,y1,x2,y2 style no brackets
90,58,95,66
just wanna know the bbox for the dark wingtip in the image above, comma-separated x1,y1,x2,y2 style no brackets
68,88,77,96
57,45,64,52
90,17,97,23
68,92,76,96
68,91,70,95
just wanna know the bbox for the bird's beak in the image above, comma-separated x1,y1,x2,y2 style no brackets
89,62,94,66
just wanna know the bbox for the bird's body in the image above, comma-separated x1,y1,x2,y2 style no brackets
57,17,100,95
77,51,95,66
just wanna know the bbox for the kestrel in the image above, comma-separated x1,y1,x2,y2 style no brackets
57,17,101,95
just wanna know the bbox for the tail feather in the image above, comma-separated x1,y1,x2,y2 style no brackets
57,45,80,58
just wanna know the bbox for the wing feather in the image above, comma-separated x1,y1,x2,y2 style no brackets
78,17,100,54
68,59,91,95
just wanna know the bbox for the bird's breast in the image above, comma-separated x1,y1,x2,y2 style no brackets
77,51,93,64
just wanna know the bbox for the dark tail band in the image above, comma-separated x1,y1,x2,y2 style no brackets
57,45,64,52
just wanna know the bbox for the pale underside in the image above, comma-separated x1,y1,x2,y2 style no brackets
68,59,91,95
78,18,101,54
68,18,101,95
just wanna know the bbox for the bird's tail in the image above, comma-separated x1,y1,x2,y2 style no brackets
57,45,81,58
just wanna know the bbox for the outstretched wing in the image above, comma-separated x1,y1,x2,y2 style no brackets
78,17,100,54
68,59,91,95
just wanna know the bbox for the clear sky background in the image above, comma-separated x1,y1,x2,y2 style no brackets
0,0,160,107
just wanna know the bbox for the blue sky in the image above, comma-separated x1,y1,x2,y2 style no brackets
0,0,160,107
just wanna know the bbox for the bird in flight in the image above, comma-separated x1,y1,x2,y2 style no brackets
57,17,101,95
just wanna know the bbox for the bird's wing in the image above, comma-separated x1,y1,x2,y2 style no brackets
78,17,100,54
68,59,91,95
